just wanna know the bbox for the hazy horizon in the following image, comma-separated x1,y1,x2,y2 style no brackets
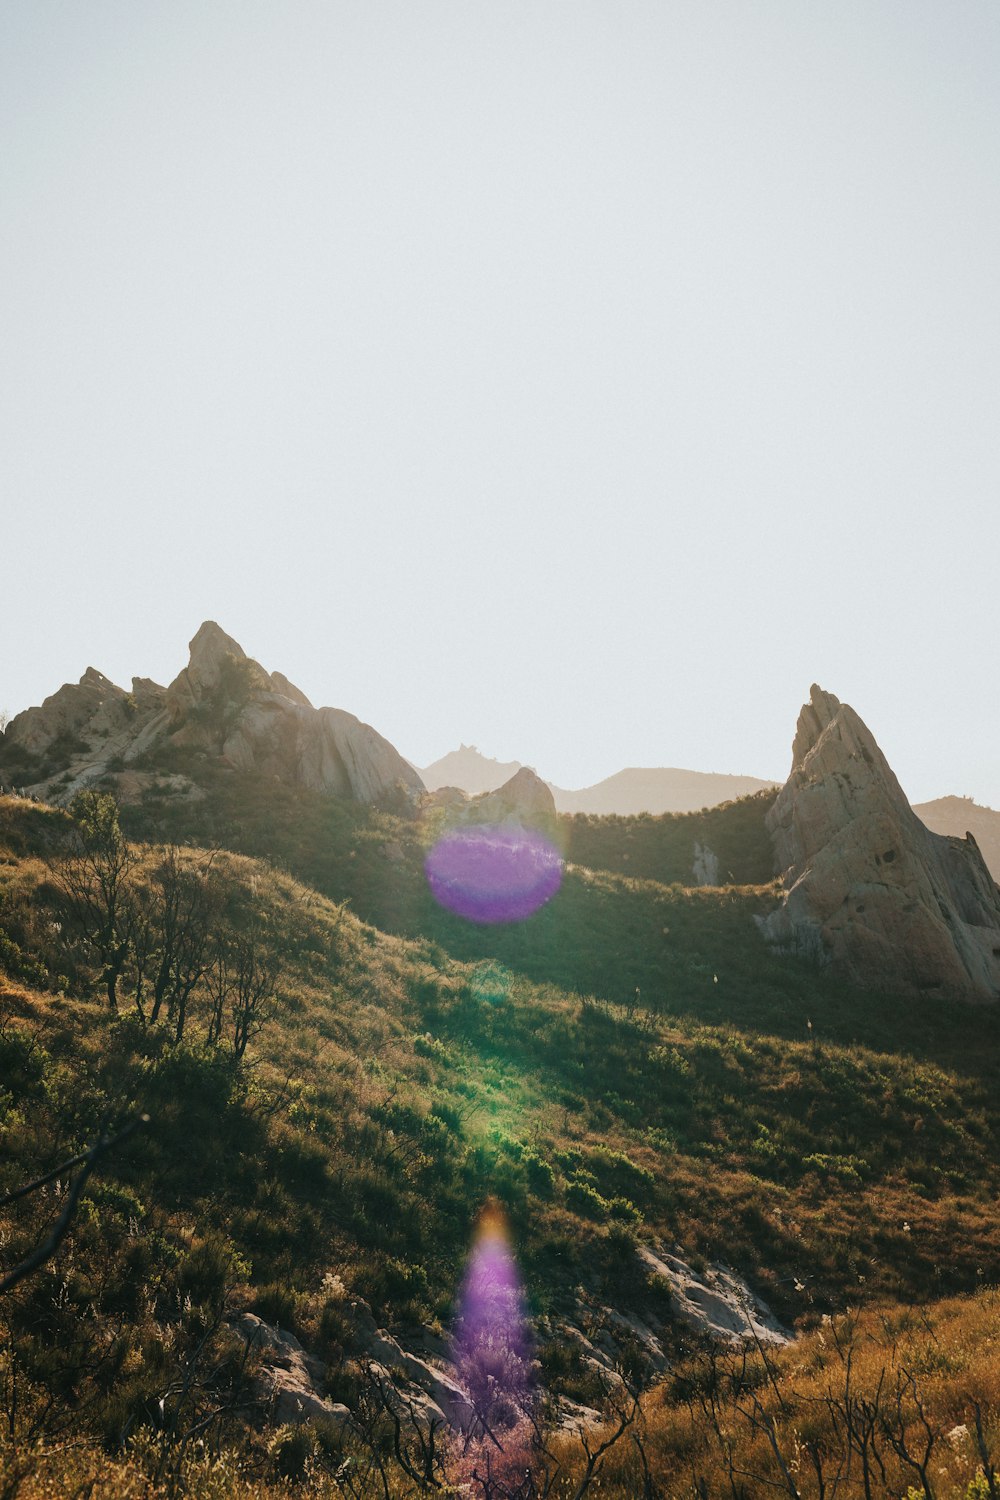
3,4,998,805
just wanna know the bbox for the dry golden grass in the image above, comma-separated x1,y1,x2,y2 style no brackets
575,1288,1000,1498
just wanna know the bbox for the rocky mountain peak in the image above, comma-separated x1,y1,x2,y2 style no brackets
761,686,1000,1001
190,617,246,661
2,622,422,811
791,684,842,762
167,621,255,712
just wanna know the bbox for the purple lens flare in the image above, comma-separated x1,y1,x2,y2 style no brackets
425,824,563,924
454,1202,533,1429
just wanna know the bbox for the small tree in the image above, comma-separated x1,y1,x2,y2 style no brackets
146,845,220,1040
206,916,279,1060
58,791,137,1011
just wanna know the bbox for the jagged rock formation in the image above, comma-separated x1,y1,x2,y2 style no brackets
2,621,423,809
760,685,1000,1001
420,744,526,796
5,666,142,756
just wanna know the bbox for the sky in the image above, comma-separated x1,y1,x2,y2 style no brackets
2,2,998,803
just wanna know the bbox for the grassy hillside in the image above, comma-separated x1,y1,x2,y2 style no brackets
115,765,783,1007
2,786,1000,1496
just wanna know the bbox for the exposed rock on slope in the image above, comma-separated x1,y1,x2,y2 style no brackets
473,766,557,828
2,622,423,809
759,686,1000,1000
638,1246,789,1348
5,667,146,756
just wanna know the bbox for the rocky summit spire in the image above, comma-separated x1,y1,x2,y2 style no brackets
165,620,253,714
760,686,1000,1001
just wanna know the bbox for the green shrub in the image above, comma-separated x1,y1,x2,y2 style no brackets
252,1281,302,1331
177,1231,249,1309
270,1423,315,1481
566,1177,610,1221
525,1151,556,1197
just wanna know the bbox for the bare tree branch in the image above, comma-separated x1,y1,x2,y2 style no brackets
0,1115,148,1295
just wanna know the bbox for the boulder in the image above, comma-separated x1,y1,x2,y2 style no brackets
228,1313,351,1428
760,685,1000,1000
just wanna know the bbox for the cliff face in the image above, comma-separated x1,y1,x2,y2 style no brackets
760,685,1000,1001
2,621,423,809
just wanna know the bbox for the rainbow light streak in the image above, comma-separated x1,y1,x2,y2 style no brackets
454,1201,533,1429
424,825,563,924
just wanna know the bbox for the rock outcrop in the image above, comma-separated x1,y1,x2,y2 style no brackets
424,767,557,831
2,622,424,810
473,767,557,828
638,1246,790,1348
229,1313,351,1427
760,685,1000,1001
692,841,720,887
5,667,138,756
165,620,254,715
229,1301,475,1435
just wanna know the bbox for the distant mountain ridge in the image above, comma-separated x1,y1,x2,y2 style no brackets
418,745,526,797
419,744,777,815
552,767,779,816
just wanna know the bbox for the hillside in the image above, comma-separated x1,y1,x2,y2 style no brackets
3,779,1000,1495
3,649,1000,1496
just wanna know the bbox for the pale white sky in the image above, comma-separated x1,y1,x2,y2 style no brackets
2,3,998,802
